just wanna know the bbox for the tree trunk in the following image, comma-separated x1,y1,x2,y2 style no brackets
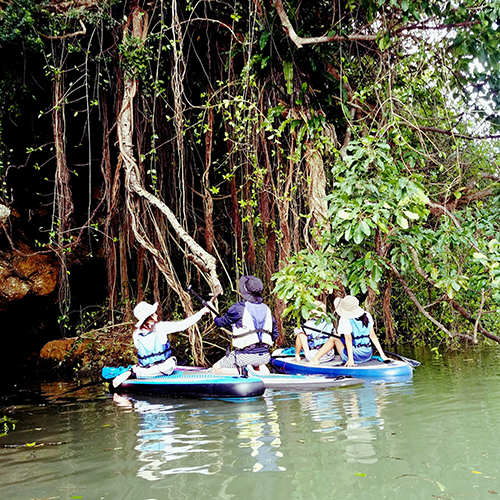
382,280,395,344
203,97,215,254
304,140,329,247
115,5,222,365
52,69,74,326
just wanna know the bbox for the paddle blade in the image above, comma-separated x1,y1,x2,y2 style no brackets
383,351,420,367
102,366,132,380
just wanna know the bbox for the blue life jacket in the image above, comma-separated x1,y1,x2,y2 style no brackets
348,318,371,348
301,319,332,349
135,329,172,367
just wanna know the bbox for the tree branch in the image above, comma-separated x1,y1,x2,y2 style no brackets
395,19,482,35
405,122,500,141
449,298,500,344
39,19,87,40
407,247,500,344
273,0,376,48
385,259,476,342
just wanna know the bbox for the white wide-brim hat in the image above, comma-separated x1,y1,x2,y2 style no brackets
334,295,364,319
133,301,159,328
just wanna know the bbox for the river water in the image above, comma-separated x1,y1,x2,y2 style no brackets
2,347,500,500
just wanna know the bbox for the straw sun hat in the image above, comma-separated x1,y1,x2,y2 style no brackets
334,295,364,319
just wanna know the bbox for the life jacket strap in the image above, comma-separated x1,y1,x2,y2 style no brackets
138,347,172,366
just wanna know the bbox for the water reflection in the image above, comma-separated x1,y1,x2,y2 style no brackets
113,394,221,479
111,378,415,481
295,380,414,464
112,392,284,479
234,394,284,472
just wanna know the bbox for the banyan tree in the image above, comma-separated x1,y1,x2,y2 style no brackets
2,0,500,372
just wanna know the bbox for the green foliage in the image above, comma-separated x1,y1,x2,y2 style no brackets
0,0,43,51
327,138,429,238
119,33,153,80
273,137,429,308
272,250,340,320
0,415,16,437
2,0,500,351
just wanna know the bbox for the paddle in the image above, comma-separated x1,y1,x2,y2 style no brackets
381,351,420,367
186,285,219,316
299,323,420,367
56,365,135,397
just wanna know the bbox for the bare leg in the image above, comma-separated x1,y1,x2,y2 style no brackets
295,333,309,361
332,338,345,358
255,364,270,374
308,337,335,365
212,361,240,376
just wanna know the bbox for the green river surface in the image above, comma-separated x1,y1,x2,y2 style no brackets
2,347,500,500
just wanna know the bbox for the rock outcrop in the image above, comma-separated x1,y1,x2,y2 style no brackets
0,242,58,310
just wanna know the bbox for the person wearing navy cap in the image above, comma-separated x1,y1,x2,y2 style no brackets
211,276,279,375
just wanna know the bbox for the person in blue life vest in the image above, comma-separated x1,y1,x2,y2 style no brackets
308,295,390,367
211,275,280,376
132,301,210,378
294,300,335,362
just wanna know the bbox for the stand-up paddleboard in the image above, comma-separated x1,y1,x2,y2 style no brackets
103,367,265,399
247,367,363,390
270,348,414,379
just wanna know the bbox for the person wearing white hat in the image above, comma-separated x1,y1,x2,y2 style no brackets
308,295,389,367
294,300,335,362
131,300,210,378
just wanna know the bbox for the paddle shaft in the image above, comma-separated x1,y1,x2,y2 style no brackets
60,379,104,395
380,350,420,367
186,285,219,316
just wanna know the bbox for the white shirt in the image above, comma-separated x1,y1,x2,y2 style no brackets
133,308,206,343
336,312,373,336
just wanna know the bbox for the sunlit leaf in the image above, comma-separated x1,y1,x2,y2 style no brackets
353,227,364,244
360,219,371,236
397,215,409,229
338,209,351,220
403,210,419,220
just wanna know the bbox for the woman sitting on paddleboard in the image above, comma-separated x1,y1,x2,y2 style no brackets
211,275,280,375
132,301,210,378
308,295,389,367
294,300,335,362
